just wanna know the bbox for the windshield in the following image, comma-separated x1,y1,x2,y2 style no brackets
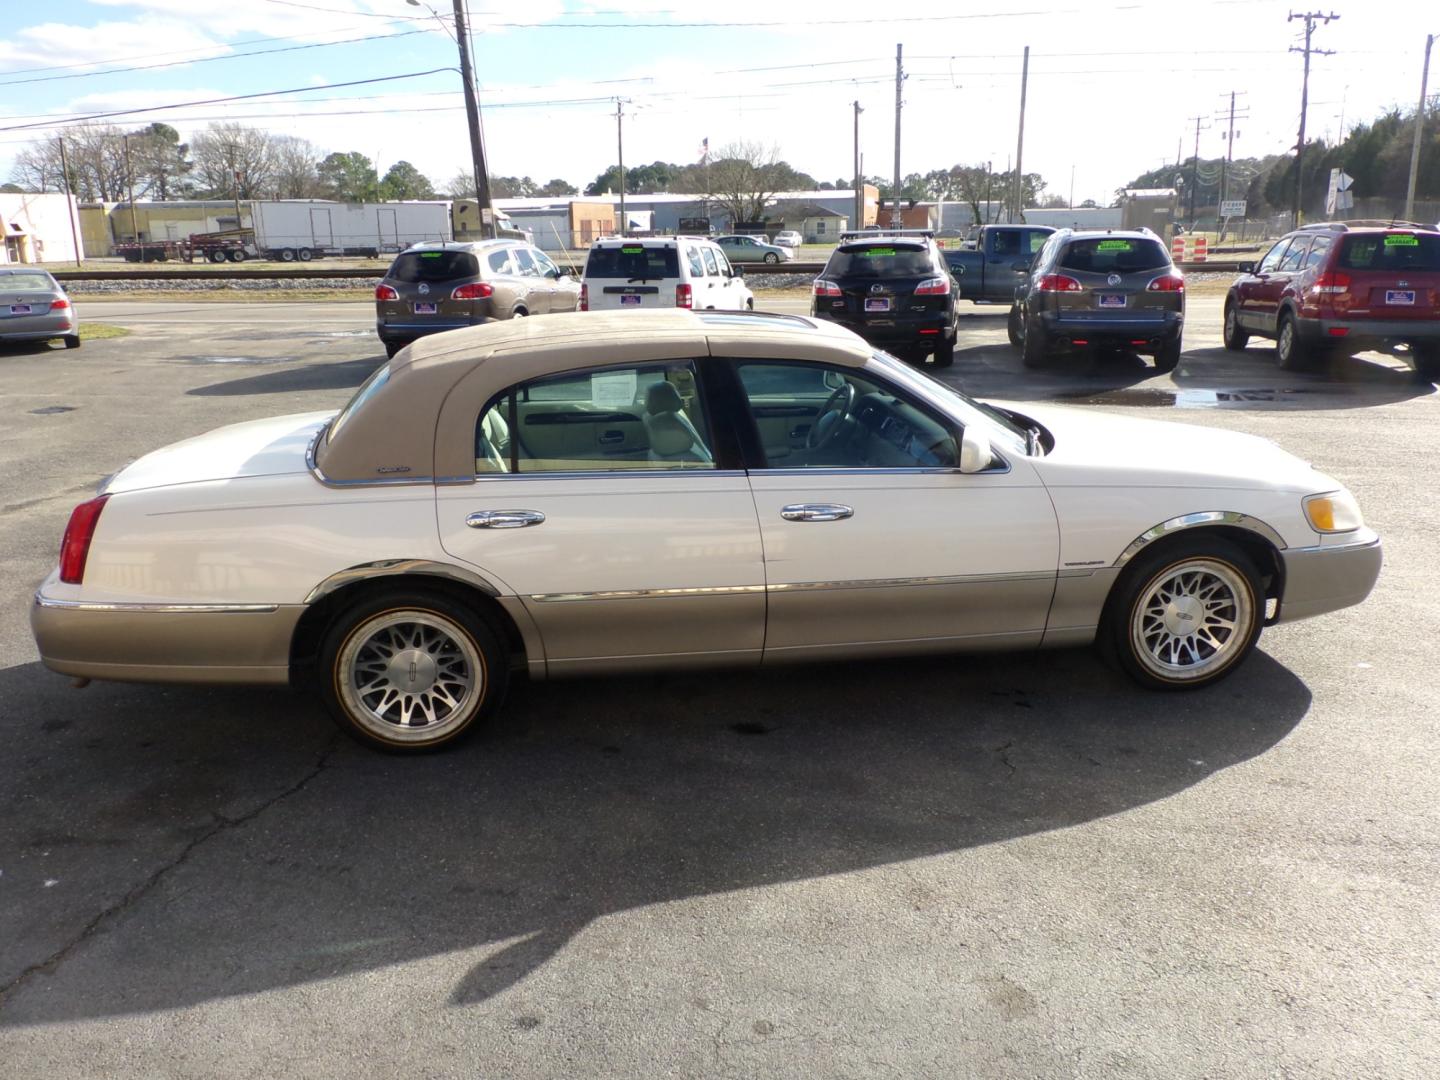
1338,233,1440,272
826,244,935,278
1058,237,1170,274
389,251,477,283
867,351,1029,456
585,245,680,280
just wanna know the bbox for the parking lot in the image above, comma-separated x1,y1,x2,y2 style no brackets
1,297,1437,1078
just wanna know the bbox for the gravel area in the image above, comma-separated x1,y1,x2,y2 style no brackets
66,276,378,294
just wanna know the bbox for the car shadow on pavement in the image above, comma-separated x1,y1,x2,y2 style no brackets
185,356,383,396
0,647,1310,1025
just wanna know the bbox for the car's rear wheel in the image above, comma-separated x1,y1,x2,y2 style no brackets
63,334,81,349
319,589,507,752
1021,315,1048,368
208,249,227,264
1410,344,1440,381
1275,312,1309,371
931,336,955,368
1222,301,1249,350
1153,331,1182,373
279,248,297,262
297,248,314,262
383,340,403,359
1007,305,1024,348
764,252,779,264
1103,536,1264,690
228,248,247,263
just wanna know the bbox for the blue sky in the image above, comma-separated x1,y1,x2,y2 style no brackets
1,0,1435,202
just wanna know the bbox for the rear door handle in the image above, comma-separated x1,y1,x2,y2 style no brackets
598,429,625,444
466,509,546,529
780,503,853,523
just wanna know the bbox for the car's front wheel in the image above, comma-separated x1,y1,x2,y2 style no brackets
1104,536,1264,690
1222,301,1249,350
764,252,779,264
319,589,507,752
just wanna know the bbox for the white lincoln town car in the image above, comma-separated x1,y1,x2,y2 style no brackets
32,310,1381,751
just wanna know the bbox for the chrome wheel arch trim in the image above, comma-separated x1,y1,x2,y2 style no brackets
1114,511,1288,568
303,559,505,604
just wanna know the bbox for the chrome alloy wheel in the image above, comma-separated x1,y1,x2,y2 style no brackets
1129,558,1254,682
337,611,483,743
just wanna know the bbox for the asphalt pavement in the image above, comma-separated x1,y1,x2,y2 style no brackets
0,297,1436,1079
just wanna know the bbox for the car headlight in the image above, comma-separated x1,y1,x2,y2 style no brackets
1303,490,1364,533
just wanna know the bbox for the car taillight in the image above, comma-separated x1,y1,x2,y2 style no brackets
451,282,493,300
676,283,693,309
1312,271,1352,295
1037,274,1083,293
374,284,398,300
59,495,109,585
1146,274,1185,292
814,279,843,297
914,277,950,295
50,298,70,310
579,283,588,311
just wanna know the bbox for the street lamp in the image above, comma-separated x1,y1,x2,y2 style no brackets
408,0,495,238
1404,33,1436,222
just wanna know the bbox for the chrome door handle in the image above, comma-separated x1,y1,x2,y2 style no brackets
466,509,546,529
780,503,853,522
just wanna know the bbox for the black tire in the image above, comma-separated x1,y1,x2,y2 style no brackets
1101,535,1265,691
297,248,314,262
1222,301,1249,350
931,335,955,368
63,334,81,350
228,248,247,263
1021,314,1048,368
745,297,755,311
1153,331,1182,373
279,248,297,262
764,252,779,264
1006,304,1024,347
1410,345,1440,382
317,588,508,753
1275,311,1309,371
208,249,227,264
383,340,404,359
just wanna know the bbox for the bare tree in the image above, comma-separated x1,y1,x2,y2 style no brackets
271,135,322,198
10,145,62,193
673,140,789,225
190,123,278,198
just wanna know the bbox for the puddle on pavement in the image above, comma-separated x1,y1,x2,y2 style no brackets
311,329,371,338
29,405,77,415
1061,386,1336,409
185,355,298,365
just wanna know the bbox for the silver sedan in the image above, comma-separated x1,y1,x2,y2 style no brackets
0,268,79,349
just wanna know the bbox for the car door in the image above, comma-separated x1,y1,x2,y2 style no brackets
435,359,765,674
1237,238,1293,332
509,246,547,314
711,249,741,309
700,246,724,308
530,248,577,312
728,358,1060,661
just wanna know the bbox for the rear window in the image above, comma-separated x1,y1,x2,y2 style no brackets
389,250,478,283
826,244,935,277
585,245,680,280
0,272,55,290
1338,233,1440,273
1058,237,1171,274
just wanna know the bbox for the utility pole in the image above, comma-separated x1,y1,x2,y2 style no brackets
121,134,140,246
852,100,864,230
450,0,494,237
1289,10,1339,228
615,98,627,235
1183,114,1208,227
1405,33,1435,222
892,44,905,229
1215,91,1250,239
1012,46,1030,224
984,160,992,223
56,136,82,267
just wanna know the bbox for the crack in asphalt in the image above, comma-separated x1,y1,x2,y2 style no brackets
0,737,341,1011
991,740,1016,775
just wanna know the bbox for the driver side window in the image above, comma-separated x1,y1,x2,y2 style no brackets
1257,239,1291,274
735,361,958,470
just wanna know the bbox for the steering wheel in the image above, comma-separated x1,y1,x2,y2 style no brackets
806,382,857,450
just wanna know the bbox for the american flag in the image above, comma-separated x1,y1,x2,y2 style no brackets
697,136,709,163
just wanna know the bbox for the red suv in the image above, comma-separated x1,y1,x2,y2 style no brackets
1222,221,1440,379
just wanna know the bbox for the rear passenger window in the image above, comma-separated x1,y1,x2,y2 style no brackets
701,248,719,276
687,248,705,277
1303,235,1332,270
486,249,511,274
474,362,717,474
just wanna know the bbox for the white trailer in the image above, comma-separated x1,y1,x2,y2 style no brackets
246,201,452,261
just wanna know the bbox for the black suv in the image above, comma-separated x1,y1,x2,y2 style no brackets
810,231,959,367
1009,228,1184,371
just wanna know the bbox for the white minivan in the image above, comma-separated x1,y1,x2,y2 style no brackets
580,236,755,312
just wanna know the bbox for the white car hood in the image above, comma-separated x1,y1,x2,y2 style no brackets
104,411,335,494
1002,401,1326,492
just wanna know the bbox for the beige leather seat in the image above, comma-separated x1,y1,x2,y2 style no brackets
642,382,712,464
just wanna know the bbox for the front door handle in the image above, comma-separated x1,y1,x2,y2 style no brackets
466,509,546,529
780,503,853,523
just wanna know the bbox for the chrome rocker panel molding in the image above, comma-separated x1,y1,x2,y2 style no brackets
1114,511,1288,567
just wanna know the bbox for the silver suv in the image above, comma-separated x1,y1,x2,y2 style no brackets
1008,229,1185,371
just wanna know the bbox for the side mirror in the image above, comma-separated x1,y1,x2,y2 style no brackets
1238,261,1255,274
958,427,993,474
732,265,744,277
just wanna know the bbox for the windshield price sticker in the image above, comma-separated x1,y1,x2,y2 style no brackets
1097,240,1134,251
591,370,639,408
1385,235,1419,247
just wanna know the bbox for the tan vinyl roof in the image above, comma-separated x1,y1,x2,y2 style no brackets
315,310,871,484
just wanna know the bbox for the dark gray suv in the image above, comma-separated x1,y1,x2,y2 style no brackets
1008,229,1185,371
374,240,579,358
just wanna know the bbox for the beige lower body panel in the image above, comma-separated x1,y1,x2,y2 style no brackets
1039,567,1121,649
31,600,303,686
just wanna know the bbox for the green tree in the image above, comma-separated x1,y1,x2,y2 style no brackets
490,176,537,198
538,177,578,196
584,161,685,196
127,122,192,200
378,160,436,200
316,151,379,202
